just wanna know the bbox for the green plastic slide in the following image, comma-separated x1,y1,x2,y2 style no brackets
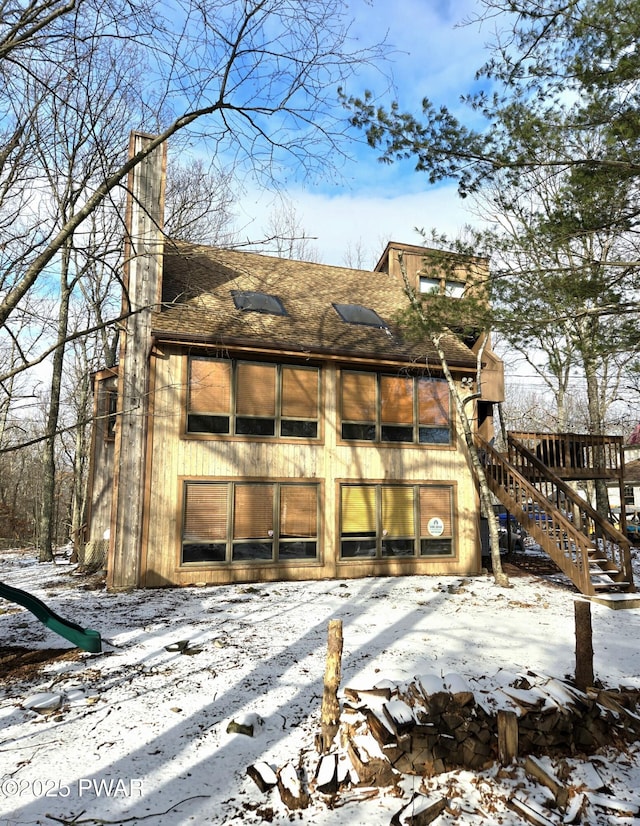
0,581,102,653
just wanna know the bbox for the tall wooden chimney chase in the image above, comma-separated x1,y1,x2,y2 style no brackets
107,133,166,590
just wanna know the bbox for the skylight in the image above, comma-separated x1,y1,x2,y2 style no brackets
332,303,388,329
231,290,287,316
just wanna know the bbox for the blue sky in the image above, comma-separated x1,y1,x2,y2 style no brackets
236,0,493,266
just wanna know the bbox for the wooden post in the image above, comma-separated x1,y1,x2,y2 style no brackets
575,600,594,691
497,709,518,765
317,619,343,754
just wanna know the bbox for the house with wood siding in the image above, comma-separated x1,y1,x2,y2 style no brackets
84,135,504,590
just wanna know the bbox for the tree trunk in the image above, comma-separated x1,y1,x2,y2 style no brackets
584,358,610,519
38,245,72,562
70,370,91,556
395,250,509,588
431,334,509,587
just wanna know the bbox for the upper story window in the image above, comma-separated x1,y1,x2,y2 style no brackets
419,276,465,298
96,376,118,442
340,370,451,445
187,357,319,439
104,390,118,440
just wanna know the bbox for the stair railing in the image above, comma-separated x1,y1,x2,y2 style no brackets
507,433,633,589
477,437,633,595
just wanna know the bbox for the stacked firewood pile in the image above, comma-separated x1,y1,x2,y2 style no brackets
340,672,640,779
247,671,640,815
342,674,494,779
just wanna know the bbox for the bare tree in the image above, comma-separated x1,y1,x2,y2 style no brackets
342,238,376,270
0,0,385,552
1,0,384,338
260,196,320,261
164,157,237,246
396,251,509,587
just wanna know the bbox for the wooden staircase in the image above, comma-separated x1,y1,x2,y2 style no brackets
477,433,635,596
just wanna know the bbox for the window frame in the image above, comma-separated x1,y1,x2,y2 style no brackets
104,388,118,441
186,356,320,440
340,369,452,446
623,484,635,506
339,483,455,560
181,480,321,566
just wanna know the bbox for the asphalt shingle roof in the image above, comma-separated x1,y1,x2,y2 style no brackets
152,241,477,369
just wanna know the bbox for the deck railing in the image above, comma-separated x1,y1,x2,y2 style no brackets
509,431,623,480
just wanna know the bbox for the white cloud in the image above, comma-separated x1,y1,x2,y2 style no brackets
235,182,481,267
345,0,492,111
221,0,495,266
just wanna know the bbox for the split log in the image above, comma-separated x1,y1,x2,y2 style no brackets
247,761,278,793
346,733,398,787
497,710,518,765
593,689,640,734
364,707,397,746
391,793,448,826
563,793,586,824
568,760,605,792
442,673,475,707
586,793,640,816
383,699,416,736
523,756,569,811
500,686,547,711
344,685,392,704
314,753,339,794
507,792,558,826
277,762,310,810
317,619,343,754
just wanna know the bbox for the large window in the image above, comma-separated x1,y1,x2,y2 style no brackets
187,357,319,438
341,371,450,444
182,481,319,564
340,484,454,559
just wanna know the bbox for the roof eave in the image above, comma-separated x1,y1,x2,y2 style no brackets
151,330,478,371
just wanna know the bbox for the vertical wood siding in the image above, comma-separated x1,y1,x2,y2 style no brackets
142,347,481,586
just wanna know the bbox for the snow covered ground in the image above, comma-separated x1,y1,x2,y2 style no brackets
1,547,640,825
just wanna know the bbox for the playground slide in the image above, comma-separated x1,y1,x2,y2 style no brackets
0,582,102,653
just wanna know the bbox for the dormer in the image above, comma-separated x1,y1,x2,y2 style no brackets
374,241,488,302
375,241,503,408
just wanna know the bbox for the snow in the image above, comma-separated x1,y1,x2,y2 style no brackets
1,548,640,825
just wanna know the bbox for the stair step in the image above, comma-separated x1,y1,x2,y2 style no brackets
591,573,628,583
592,581,631,591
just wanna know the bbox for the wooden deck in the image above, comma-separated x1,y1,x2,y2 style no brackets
510,432,623,481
